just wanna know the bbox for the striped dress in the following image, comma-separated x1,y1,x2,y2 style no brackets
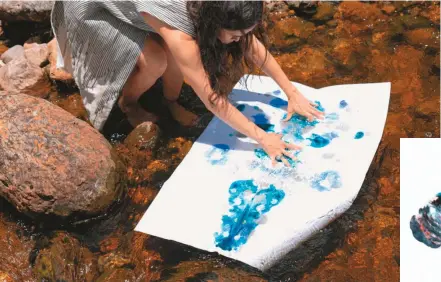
50,1,196,131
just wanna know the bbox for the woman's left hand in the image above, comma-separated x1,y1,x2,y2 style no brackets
283,90,325,122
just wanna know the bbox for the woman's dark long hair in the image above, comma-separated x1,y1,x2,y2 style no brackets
187,1,268,106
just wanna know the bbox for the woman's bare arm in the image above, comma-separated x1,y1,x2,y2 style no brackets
246,35,323,120
245,35,302,100
141,12,267,143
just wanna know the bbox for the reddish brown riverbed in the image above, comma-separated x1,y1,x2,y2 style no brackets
0,1,440,281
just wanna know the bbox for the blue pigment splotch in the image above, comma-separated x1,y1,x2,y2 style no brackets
307,132,339,148
252,113,269,124
252,113,275,133
236,104,246,112
326,113,339,121
339,100,348,108
310,171,342,192
254,148,300,167
355,131,365,139
410,194,441,248
253,106,261,111
214,180,285,251
269,97,288,108
273,90,282,95
315,101,325,112
205,143,230,165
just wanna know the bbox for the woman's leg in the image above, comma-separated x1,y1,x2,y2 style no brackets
162,42,199,126
119,34,168,128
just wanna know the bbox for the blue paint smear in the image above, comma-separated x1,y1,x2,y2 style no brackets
326,113,339,121
269,97,288,108
253,106,260,111
236,104,246,112
252,113,275,132
410,194,441,248
252,113,269,124
273,90,282,95
307,132,339,148
205,143,230,165
355,131,364,139
254,148,300,167
214,180,285,251
311,171,342,192
339,100,348,108
315,101,325,112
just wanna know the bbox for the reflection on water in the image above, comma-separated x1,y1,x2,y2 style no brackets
0,1,439,281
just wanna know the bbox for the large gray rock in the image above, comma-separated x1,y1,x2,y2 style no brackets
0,54,51,98
0,94,126,220
0,45,24,64
0,1,54,22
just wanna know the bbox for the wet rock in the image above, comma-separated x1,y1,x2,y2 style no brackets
435,53,440,69
47,38,74,83
52,93,89,121
24,43,48,67
281,17,315,39
0,41,8,56
399,15,433,29
372,31,391,45
420,2,440,25
415,96,440,116
381,4,396,15
265,1,289,14
0,54,51,97
0,45,23,64
96,268,136,282
312,2,335,22
336,2,385,22
0,272,14,282
124,121,160,153
0,215,35,281
404,28,440,49
98,252,132,273
274,46,334,85
162,260,266,282
330,38,359,69
0,94,126,219
0,1,54,22
34,232,98,282
334,2,386,36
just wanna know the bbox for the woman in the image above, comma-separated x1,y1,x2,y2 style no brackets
51,1,323,166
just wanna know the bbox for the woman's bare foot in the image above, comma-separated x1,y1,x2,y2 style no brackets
118,97,158,128
166,101,200,127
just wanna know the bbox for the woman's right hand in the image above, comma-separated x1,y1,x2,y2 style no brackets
258,132,302,167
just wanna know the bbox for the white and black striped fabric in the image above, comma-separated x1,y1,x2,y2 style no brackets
50,1,195,131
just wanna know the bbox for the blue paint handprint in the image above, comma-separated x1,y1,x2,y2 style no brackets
214,180,285,251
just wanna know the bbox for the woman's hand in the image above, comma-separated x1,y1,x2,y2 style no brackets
259,132,302,167
283,90,325,122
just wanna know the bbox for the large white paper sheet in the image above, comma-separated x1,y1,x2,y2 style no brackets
135,75,390,270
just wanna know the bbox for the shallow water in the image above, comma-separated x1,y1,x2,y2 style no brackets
0,1,439,281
